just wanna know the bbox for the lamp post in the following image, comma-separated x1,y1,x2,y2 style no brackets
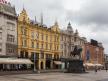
33,50,36,72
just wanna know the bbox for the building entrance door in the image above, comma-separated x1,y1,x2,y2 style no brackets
41,62,43,69
46,60,51,69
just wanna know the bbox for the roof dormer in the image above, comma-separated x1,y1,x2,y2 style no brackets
18,8,30,23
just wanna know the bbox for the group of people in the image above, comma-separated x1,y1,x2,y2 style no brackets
94,65,107,73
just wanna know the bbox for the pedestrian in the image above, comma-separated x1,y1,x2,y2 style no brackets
106,68,107,72
95,66,97,74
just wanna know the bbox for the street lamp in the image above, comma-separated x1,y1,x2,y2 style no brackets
33,46,36,72
34,53,36,72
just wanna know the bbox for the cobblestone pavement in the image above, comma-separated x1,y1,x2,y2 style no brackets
0,70,108,81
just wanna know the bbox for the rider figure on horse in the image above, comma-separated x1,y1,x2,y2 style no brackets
70,45,82,59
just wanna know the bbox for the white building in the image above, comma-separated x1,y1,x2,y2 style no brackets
0,1,17,57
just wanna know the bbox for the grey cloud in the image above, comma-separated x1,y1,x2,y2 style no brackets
66,0,108,25
10,0,108,53
90,24,108,32
10,0,65,26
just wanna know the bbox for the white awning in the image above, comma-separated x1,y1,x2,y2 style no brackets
84,63,104,67
83,63,95,66
94,64,103,66
0,58,33,64
54,61,62,65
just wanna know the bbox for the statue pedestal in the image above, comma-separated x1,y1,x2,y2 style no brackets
67,59,85,73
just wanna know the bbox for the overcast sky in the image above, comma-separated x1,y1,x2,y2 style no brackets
9,0,108,53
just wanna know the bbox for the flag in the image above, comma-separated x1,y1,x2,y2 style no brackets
86,49,90,61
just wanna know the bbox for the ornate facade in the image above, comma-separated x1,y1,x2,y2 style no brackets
60,23,87,59
60,23,87,69
18,8,61,70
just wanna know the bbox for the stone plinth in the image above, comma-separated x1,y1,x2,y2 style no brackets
67,59,85,73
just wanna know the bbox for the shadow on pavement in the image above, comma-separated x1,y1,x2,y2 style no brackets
64,71,89,74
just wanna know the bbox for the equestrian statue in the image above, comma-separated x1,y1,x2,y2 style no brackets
70,45,83,59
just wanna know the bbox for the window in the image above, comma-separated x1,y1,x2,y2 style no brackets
46,35,48,41
0,43,2,48
61,36,63,41
31,32,34,39
50,35,52,42
31,52,39,59
41,34,44,40
6,15,15,21
65,37,66,41
41,44,43,49
50,44,52,50
0,48,2,52
8,48,14,53
54,35,56,42
46,43,48,50
31,52,34,59
36,43,39,48
36,32,39,39
74,37,77,42
0,43,2,52
22,39,27,47
31,52,39,60
21,27,27,35
46,54,52,59
54,45,56,50
61,44,63,49
25,52,28,58
35,53,39,59
71,38,74,42
0,32,2,39
0,25,2,30
40,51,44,59
57,36,59,41
20,51,24,58
31,41,34,48
7,34,15,42
57,46,59,50
7,22,15,31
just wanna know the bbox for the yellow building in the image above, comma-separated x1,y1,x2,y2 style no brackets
18,8,61,70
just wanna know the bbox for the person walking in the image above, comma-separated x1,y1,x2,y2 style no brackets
106,67,107,72
95,66,97,74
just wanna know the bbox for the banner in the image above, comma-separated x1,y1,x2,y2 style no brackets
86,49,90,61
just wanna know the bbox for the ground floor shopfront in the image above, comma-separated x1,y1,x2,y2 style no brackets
0,64,32,71
0,58,33,71
18,49,62,70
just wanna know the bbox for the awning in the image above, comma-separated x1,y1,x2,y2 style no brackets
54,61,62,65
83,63,95,66
94,64,103,66
0,58,33,64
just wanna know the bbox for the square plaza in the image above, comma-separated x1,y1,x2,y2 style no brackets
0,70,108,81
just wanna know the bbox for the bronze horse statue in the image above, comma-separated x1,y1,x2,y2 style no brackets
70,45,82,58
